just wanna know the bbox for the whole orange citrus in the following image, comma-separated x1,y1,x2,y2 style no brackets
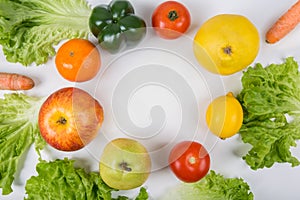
55,39,101,82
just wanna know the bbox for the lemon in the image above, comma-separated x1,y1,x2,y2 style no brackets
206,92,243,139
193,14,260,75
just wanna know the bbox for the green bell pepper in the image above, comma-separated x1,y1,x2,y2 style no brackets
89,0,146,53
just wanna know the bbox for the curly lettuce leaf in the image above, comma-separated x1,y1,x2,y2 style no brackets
161,170,253,200
0,93,46,195
25,158,149,200
237,57,300,170
134,187,149,200
0,0,91,66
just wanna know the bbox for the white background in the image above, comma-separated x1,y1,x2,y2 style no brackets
1,0,300,199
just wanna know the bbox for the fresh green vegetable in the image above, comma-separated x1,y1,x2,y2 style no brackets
237,57,300,170
25,158,149,200
161,170,253,200
89,0,146,53
134,187,149,200
0,0,91,66
0,93,46,195
0,92,149,198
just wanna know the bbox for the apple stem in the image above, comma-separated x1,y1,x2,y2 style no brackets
57,117,67,125
119,161,132,172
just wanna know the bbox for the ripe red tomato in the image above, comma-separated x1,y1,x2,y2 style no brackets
152,1,191,39
169,141,210,183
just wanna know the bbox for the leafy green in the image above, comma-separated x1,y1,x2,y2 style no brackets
160,170,253,200
112,187,149,200
0,93,148,199
25,158,149,200
134,187,149,200
237,57,300,170
0,93,46,195
0,0,91,66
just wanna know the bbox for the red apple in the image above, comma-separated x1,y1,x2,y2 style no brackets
38,87,104,151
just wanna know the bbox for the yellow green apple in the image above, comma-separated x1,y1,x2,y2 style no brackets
99,138,152,190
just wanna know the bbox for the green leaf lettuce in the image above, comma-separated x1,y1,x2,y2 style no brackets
160,170,253,200
25,158,149,200
0,0,91,66
237,57,300,170
0,93,46,195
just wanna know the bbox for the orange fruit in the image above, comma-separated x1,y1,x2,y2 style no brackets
55,39,101,82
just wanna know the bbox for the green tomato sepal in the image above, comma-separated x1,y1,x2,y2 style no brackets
89,0,146,53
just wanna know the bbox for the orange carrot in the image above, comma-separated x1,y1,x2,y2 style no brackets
266,0,300,44
0,72,35,90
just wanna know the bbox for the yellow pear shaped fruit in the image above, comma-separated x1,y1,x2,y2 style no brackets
193,14,260,75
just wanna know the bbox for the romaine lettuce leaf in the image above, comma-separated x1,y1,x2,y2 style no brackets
25,158,149,200
0,93,46,195
237,57,300,170
0,0,91,66
160,170,253,200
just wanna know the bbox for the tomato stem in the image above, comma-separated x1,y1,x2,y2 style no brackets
168,10,179,21
189,156,196,164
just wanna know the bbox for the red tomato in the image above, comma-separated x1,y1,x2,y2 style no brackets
152,1,191,39
168,141,210,183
